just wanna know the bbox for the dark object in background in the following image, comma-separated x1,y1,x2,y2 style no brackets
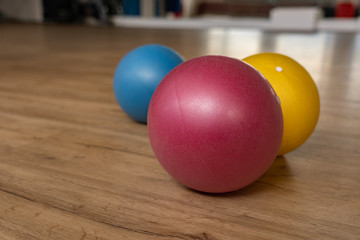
165,0,182,17
104,0,122,16
43,0,79,23
43,0,122,23
323,5,336,17
197,2,274,18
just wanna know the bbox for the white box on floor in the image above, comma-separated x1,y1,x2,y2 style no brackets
270,7,321,31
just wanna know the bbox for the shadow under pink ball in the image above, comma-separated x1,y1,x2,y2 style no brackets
147,56,283,193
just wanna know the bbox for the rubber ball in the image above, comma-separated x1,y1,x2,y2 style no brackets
243,53,320,155
114,44,184,123
147,56,283,193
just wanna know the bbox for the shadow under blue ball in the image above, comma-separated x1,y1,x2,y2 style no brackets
114,44,184,123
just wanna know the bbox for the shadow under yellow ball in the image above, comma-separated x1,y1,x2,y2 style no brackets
243,53,320,156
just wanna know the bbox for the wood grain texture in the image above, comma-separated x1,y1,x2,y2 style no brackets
0,23,359,240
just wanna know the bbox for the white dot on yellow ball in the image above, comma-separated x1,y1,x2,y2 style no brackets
276,66,283,72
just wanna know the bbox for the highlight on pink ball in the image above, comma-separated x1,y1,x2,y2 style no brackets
147,55,283,193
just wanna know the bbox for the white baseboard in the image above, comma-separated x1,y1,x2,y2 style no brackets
112,16,360,32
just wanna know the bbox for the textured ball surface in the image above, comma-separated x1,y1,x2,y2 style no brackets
148,56,283,193
114,44,184,123
243,53,320,156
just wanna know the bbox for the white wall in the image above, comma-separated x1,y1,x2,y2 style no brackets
0,0,43,22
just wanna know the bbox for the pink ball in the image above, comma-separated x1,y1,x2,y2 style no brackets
148,56,283,193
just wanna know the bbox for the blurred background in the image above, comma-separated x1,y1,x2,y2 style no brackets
0,0,359,31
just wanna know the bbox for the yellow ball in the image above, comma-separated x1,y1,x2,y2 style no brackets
243,53,320,156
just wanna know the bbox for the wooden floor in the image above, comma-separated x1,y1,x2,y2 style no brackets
0,23,359,240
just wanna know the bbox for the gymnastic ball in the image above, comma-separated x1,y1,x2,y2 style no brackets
113,44,184,123
243,53,320,156
147,56,283,193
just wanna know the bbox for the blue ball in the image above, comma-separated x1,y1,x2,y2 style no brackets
114,44,184,123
